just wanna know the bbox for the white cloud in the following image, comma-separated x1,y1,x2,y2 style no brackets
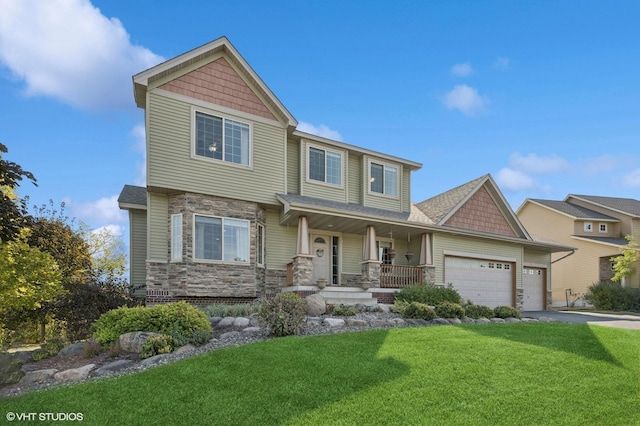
92,224,125,238
450,63,473,77
495,168,540,191
443,85,486,115
296,121,343,141
494,57,510,70
509,153,569,175
578,155,626,176
0,0,164,110
65,195,126,225
622,169,640,187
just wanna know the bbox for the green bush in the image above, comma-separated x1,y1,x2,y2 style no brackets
402,302,436,321
493,306,521,319
464,303,494,319
91,301,213,346
586,281,640,311
395,283,461,306
435,302,465,319
391,300,409,316
332,304,359,316
257,293,307,337
201,303,258,318
139,335,175,359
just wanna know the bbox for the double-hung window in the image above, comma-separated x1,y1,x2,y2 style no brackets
194,215,250,263
370,162,398,197
195,111,250,166
309,147,342,185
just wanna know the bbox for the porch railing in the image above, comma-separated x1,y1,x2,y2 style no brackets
380,265,423,288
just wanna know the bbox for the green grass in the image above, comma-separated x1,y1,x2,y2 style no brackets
1,323,638,425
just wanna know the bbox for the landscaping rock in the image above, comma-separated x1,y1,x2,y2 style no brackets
431,318,451,325
521,318,539,323
173,344,196,355
306,294,326,316
323,318,345,327
139,354,171,367
118,332,165,353
476,318,491,324
306,317,323,327
388,318,406,327
369,319,389,327
218,317,236,327
0,352,26,385
447,318,462,325
490,318,506,324
54,364,95,382
220,331,242,339
505,317,521,323
94,361,134,377
461,317,476,324
538,316,559,323
58,342,87,357
20,369,57,385
209,316,223,326
345,319,368,327
242,327,261,334
376,304,391,313
233,317,250,327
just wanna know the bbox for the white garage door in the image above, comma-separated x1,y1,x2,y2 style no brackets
522,267,545,311
444,257,513,308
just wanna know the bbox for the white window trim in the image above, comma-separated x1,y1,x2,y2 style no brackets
191,106,253,169
584,222,593,232
367,159,400,199
257,223,265,267
170,214,183,262
305,144,344,188
192,214,251,264
598,223,607,233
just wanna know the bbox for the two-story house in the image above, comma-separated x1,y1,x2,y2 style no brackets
517,195,640,306
118,37,572,311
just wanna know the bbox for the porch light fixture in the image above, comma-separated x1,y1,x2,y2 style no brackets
405,252,414,262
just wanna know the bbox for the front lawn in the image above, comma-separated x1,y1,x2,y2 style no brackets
1,323,637,425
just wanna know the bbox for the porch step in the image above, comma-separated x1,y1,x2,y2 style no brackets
320,288,378,306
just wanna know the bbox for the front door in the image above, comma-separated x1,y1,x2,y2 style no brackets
312,236,330,284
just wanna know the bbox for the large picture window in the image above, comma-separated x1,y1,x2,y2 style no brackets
370,162,398,196
194,215,249,263
309,146,342,185
195,111,250,166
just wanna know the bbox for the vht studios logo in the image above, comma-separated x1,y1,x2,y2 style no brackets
6,412,84,421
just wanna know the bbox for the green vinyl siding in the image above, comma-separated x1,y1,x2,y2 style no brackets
402,168,411,212
148,192,169,261
524,250,550,266
287,139,299,194
341,233,363,274
147,92,286,205
348,155,361,204
362,156,403,212
300,140,348,203
264,210,297,269
129,209,147,297
433,233,523,288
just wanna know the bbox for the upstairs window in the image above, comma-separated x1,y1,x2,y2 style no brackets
599,223,608,233
308,147,342,185
195,111,250,166
584,222,593,232
370,162,398,197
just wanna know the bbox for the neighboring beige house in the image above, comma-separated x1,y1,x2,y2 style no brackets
517,195,640,306
118,36,571,310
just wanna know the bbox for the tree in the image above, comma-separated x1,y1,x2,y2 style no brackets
87,226,127,280
610,236,639,284
0,143,37,242
0,230,63,316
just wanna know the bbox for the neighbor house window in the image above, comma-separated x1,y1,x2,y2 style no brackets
584,222,593,232
195,111,250,166
370,162,398,196
194,215,249,263
308,146,342,185
599,223,607,233
171,214,183,261
257,224,265,267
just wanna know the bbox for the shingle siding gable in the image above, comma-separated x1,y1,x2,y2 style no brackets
444,186,517,237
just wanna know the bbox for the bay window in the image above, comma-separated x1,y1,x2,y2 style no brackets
194,215,249,263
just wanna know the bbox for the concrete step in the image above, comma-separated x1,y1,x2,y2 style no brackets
320,288,378,306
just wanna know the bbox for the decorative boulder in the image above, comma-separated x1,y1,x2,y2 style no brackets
305,294,326,316
54,364,95,382
118,332,165,353
20,369,58,385
58,342,87,357
0,352,26,385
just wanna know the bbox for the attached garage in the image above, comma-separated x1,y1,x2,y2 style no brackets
522,267,545,311
444,256,513,308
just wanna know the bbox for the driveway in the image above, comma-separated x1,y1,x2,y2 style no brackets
522,310,640,330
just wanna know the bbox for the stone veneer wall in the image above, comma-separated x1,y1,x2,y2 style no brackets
515,288,524,311
146,193,267,303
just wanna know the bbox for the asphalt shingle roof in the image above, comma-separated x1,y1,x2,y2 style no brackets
414,175,487,223
118,185,147,207
530,199,617,220
569,195,640,217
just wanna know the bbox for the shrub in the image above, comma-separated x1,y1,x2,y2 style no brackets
91,301,213,346
493,306,521,319
171,328,214,347
395,283,461,306
464,303,494,319
201,303,258,318
139,335,175,359
332,304,359,316
82,340,102,358
257,293,307,337
402,302,436,321
586,281,640,311
391,300,409,316
435,302,465,319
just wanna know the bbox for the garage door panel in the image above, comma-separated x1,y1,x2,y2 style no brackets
523,268,544,311
445,257,512,308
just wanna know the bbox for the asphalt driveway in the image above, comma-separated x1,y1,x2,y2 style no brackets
522,310,640,330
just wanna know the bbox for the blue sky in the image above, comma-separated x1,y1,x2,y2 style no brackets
1,0,639,244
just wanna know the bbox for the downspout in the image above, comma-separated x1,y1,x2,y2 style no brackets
552,249,576,264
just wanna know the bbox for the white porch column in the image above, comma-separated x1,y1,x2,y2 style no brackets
364,225,378,261
296,216,310,256
420,233,433,265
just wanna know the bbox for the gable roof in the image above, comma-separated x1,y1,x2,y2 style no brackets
414,174,530,239
525,199,618,221
566,195,640,217
133,36,297,128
